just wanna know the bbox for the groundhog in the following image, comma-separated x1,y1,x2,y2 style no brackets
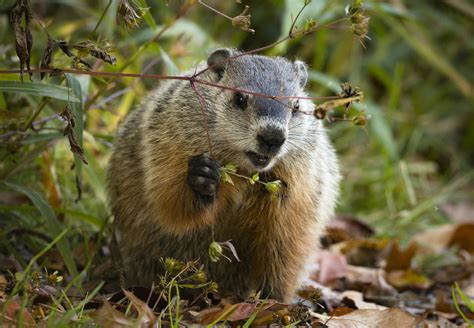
107,48,340,302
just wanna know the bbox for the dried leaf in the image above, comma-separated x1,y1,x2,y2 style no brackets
220,240,241,262
73,40,117,65
10,0,33,81
57,40,74,57
387,269,432,290
316,308,420,328
59,105,88,165
0,299,37,328
385,241,418,272
90,301,133,328
339,290,388,311
40,37,54,80
448,223,474,253
315,249,348,284
89,46,117,65
123,290,156,326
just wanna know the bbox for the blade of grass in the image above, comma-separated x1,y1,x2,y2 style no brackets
206,304,239,327
137,0,157,31
380,14,472,97
397,172,473,227
242,296,270,328
0,204,103,228
11,228,69,295
54,281,104,326
454,282,474,312
4,182,79,283
452,283,474,327
0,81,80,102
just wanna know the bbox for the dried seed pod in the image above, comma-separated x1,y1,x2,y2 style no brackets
232,5,255,34
208,241,224,262
346,0,370,41
352,112,369,126
117,0,146,29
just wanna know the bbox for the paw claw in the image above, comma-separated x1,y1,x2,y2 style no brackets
187,153,220,203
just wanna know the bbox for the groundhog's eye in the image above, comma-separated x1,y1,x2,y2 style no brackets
233,92,247,110
292,100,300,114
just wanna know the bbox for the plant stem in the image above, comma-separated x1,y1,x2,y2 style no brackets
92,0,113,35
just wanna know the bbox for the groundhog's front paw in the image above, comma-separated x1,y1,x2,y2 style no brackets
187,153,220,204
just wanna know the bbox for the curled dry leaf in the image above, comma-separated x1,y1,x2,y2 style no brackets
10,0,33,81
40,37,54,80
59,105,88,165
90,301,134,328
74,40,117,65
123,290,156,326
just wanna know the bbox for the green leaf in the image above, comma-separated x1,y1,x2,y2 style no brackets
265,180,282,195
0,81,80,102
220,171,234,186
454,282,474,312
452,282,474,327
251,172,260,182
364,101,398,161
136,0,157,31
4,182,79,280
223,163,238,173
21,132,63,145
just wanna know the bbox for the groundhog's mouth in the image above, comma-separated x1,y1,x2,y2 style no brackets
245,151,271,168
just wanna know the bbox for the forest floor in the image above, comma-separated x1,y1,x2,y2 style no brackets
1,203,473,327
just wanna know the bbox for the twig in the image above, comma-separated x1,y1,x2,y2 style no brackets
92,0,113,35
197,0,233,21
189,77,213,155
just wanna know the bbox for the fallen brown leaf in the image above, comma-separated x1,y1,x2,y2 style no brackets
449,223,474,253
387,269,432,290
340,290,388,311
315,250,348,284
385,241,418,272
123,290,156,326
313,308,420,328
0,299,36,328
441,202,474,224
90,301,134,328
345,265,398,299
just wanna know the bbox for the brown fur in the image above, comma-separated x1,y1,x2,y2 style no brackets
108,51,340,302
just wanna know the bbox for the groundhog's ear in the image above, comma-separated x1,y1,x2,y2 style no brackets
294,60,308,88
207,48,233,78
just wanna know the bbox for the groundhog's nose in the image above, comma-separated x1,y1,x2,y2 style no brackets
257,128,286,153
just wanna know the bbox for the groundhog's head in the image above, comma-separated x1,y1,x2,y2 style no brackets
205,48,316,173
